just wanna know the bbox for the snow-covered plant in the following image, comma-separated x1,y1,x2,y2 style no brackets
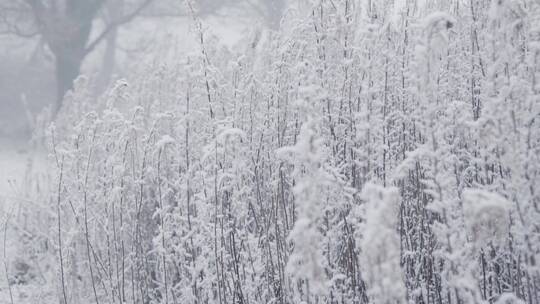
463,189,510,248
279,118,329,301
7,1,539,303
357,183,405,304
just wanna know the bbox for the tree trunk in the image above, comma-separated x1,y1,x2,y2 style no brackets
54,49,84,113
264,0,285,30
39,0,104,114
95,0,124,96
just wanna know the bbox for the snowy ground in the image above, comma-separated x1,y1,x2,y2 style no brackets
0,138,29,196
0,137,48,197
0,136,51,304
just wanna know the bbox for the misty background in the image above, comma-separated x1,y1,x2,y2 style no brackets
0,0,289,192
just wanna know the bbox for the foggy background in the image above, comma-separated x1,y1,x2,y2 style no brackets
0,0,290,192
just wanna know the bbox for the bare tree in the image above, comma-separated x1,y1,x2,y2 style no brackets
246,0,286,29
0,0,154,114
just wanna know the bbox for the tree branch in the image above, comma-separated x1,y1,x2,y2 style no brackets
84,0,154,55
